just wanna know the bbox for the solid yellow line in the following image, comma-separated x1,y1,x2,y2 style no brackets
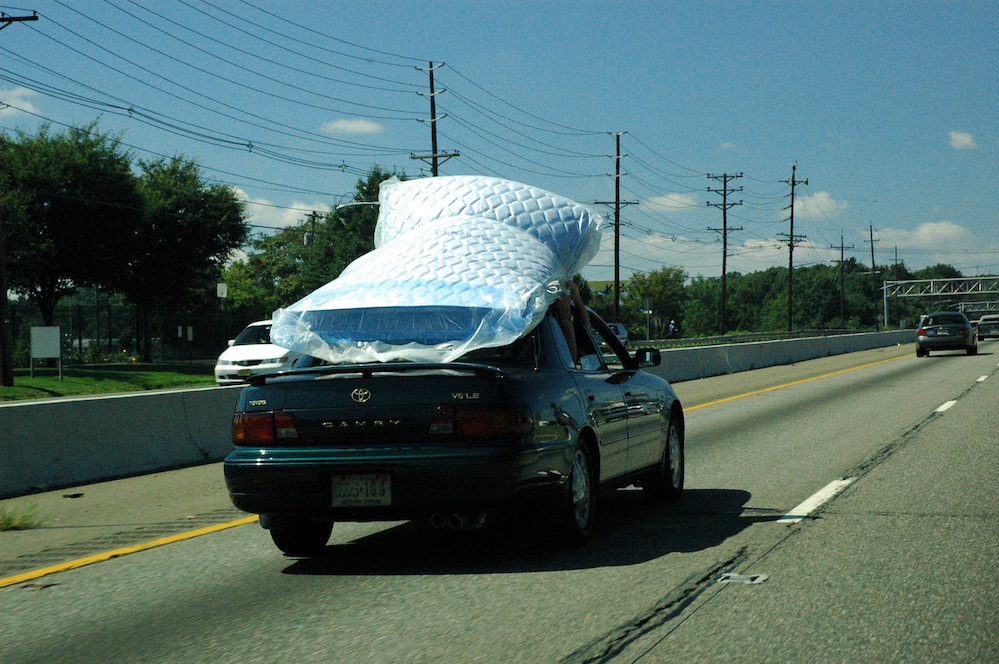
0,515,259,589
686,353,915,412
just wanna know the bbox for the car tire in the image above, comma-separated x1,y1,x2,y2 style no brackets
916,347,927,358
555,441,596,547
269,518,333,556
643,417,684,504
968,343,978,355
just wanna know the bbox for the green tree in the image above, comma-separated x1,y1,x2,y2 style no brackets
912,264,963,280
223,165,405,317
683,276,721,336
121,156,248,361
621,266,687,339
223,225,312,317
0,122,143,324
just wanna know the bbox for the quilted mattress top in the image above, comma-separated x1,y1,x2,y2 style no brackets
270,175,603,364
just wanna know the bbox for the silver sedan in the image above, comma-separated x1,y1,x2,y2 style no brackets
915,311,978,357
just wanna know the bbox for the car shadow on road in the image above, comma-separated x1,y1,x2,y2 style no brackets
283,487,781,576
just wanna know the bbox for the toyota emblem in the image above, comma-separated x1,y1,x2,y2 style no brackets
351,388,372,403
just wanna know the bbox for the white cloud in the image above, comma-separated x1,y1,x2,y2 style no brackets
234,187,329,231
582,229,851,283
321,118,383,135
879,220,973,250
948,131,977,150
720,142,737,151
790,191,848,220
0,87,40,118
644,193,699,211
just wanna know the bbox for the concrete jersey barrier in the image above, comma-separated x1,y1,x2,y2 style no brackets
647,329,915,384
1,330,914,498
1,386,242,498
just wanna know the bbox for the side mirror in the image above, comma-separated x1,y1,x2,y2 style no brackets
227,339,236,347
634,348,661,368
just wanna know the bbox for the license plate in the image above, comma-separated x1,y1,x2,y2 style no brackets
237,367,252,376
331,474,391,507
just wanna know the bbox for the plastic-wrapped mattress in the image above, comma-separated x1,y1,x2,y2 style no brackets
270,175,603,364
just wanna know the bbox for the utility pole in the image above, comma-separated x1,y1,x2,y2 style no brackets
411,62,458,176
865,224,880,331
0,10,39,388
303,210,320,247
593,132,637,324
780,165,807,332
0,208,13,387
706,173,743,335
830,233,855,325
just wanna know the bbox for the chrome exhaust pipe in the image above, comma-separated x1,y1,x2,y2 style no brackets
430,513,447,529
447,514,466,529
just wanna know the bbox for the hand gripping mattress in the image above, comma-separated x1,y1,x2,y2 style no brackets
270,175,603,364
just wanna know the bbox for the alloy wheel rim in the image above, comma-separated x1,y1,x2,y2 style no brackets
571,449,591,527
668,425,683,486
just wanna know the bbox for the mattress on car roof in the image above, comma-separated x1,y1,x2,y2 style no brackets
270,176,603,364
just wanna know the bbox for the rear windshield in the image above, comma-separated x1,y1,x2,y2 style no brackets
923,314,965,326
457,329,538,367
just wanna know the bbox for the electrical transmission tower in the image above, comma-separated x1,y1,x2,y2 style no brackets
411,62,459,176
780,165,807,332
706,173,743,335
865,224,881,330
594,132,637,324
830,233,855,324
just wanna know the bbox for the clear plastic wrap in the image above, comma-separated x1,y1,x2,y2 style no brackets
271,176,602,364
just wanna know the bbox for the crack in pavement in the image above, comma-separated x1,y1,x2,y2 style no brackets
559,547,749,664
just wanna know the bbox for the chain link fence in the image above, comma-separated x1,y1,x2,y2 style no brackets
9,300,261,366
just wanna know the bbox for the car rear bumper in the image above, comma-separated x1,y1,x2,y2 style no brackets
224,442,573,522
916,334,975,352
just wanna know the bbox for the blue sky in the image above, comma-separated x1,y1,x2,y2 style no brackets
1,1,995,283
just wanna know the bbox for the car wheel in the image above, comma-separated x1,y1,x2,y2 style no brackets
269,518,333,556
916,347,927,358
968,342,978,356
644,417,684,504
556,442,596,547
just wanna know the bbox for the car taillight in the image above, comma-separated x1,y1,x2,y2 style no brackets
428,404,534,440
960,326,970,334
232,410,299,445
916,327,925,335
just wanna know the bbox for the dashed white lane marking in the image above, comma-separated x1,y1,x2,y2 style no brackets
778,479,855,524
936,400,957,413
977,376,988,383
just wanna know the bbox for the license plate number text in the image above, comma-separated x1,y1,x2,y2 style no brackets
331,474,391,507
